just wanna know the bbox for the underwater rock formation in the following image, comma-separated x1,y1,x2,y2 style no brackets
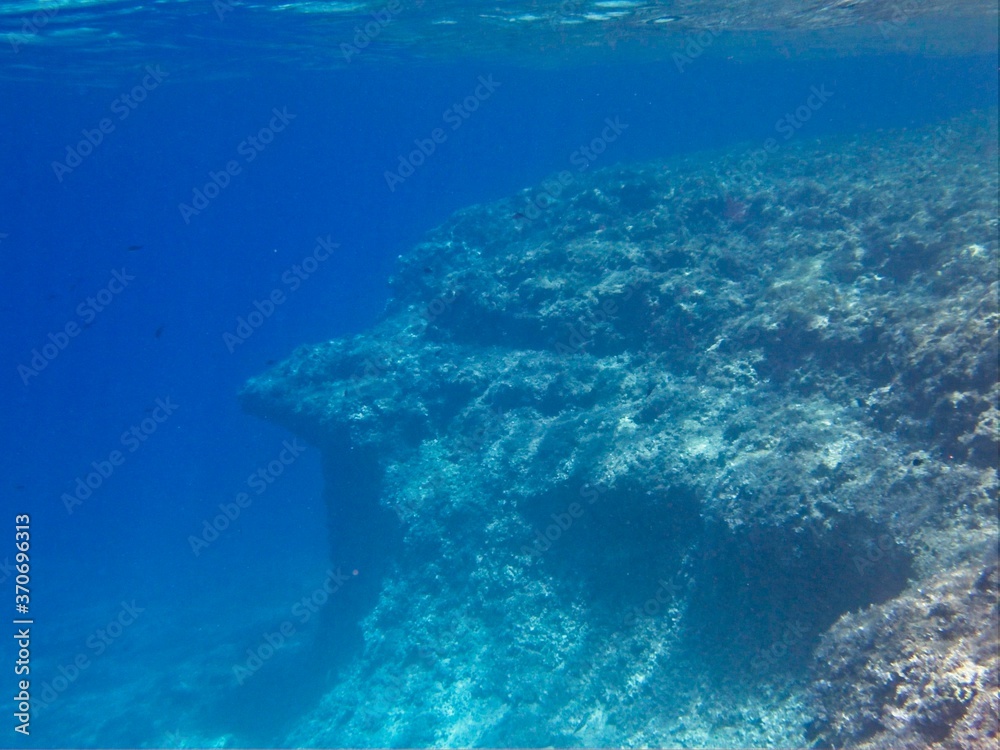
806,556,998,749
241,110,998,747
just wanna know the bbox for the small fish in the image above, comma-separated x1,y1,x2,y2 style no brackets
14,484,24,491
154,325,164,338
127,245,144,252
266,359,276,365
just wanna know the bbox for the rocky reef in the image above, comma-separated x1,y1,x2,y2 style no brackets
241,110,998,747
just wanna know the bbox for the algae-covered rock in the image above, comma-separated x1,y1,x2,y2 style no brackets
806,554,999,749
241,110,998,747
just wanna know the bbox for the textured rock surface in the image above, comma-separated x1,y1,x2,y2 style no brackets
241,110,998,747
807,555,999,749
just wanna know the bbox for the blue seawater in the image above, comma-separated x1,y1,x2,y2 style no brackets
0,2,997,748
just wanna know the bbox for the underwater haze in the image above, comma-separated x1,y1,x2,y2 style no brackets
1,1,998,748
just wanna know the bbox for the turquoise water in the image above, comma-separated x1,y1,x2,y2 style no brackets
1,2,997,748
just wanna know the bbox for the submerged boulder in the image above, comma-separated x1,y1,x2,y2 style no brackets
241,110,998,747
